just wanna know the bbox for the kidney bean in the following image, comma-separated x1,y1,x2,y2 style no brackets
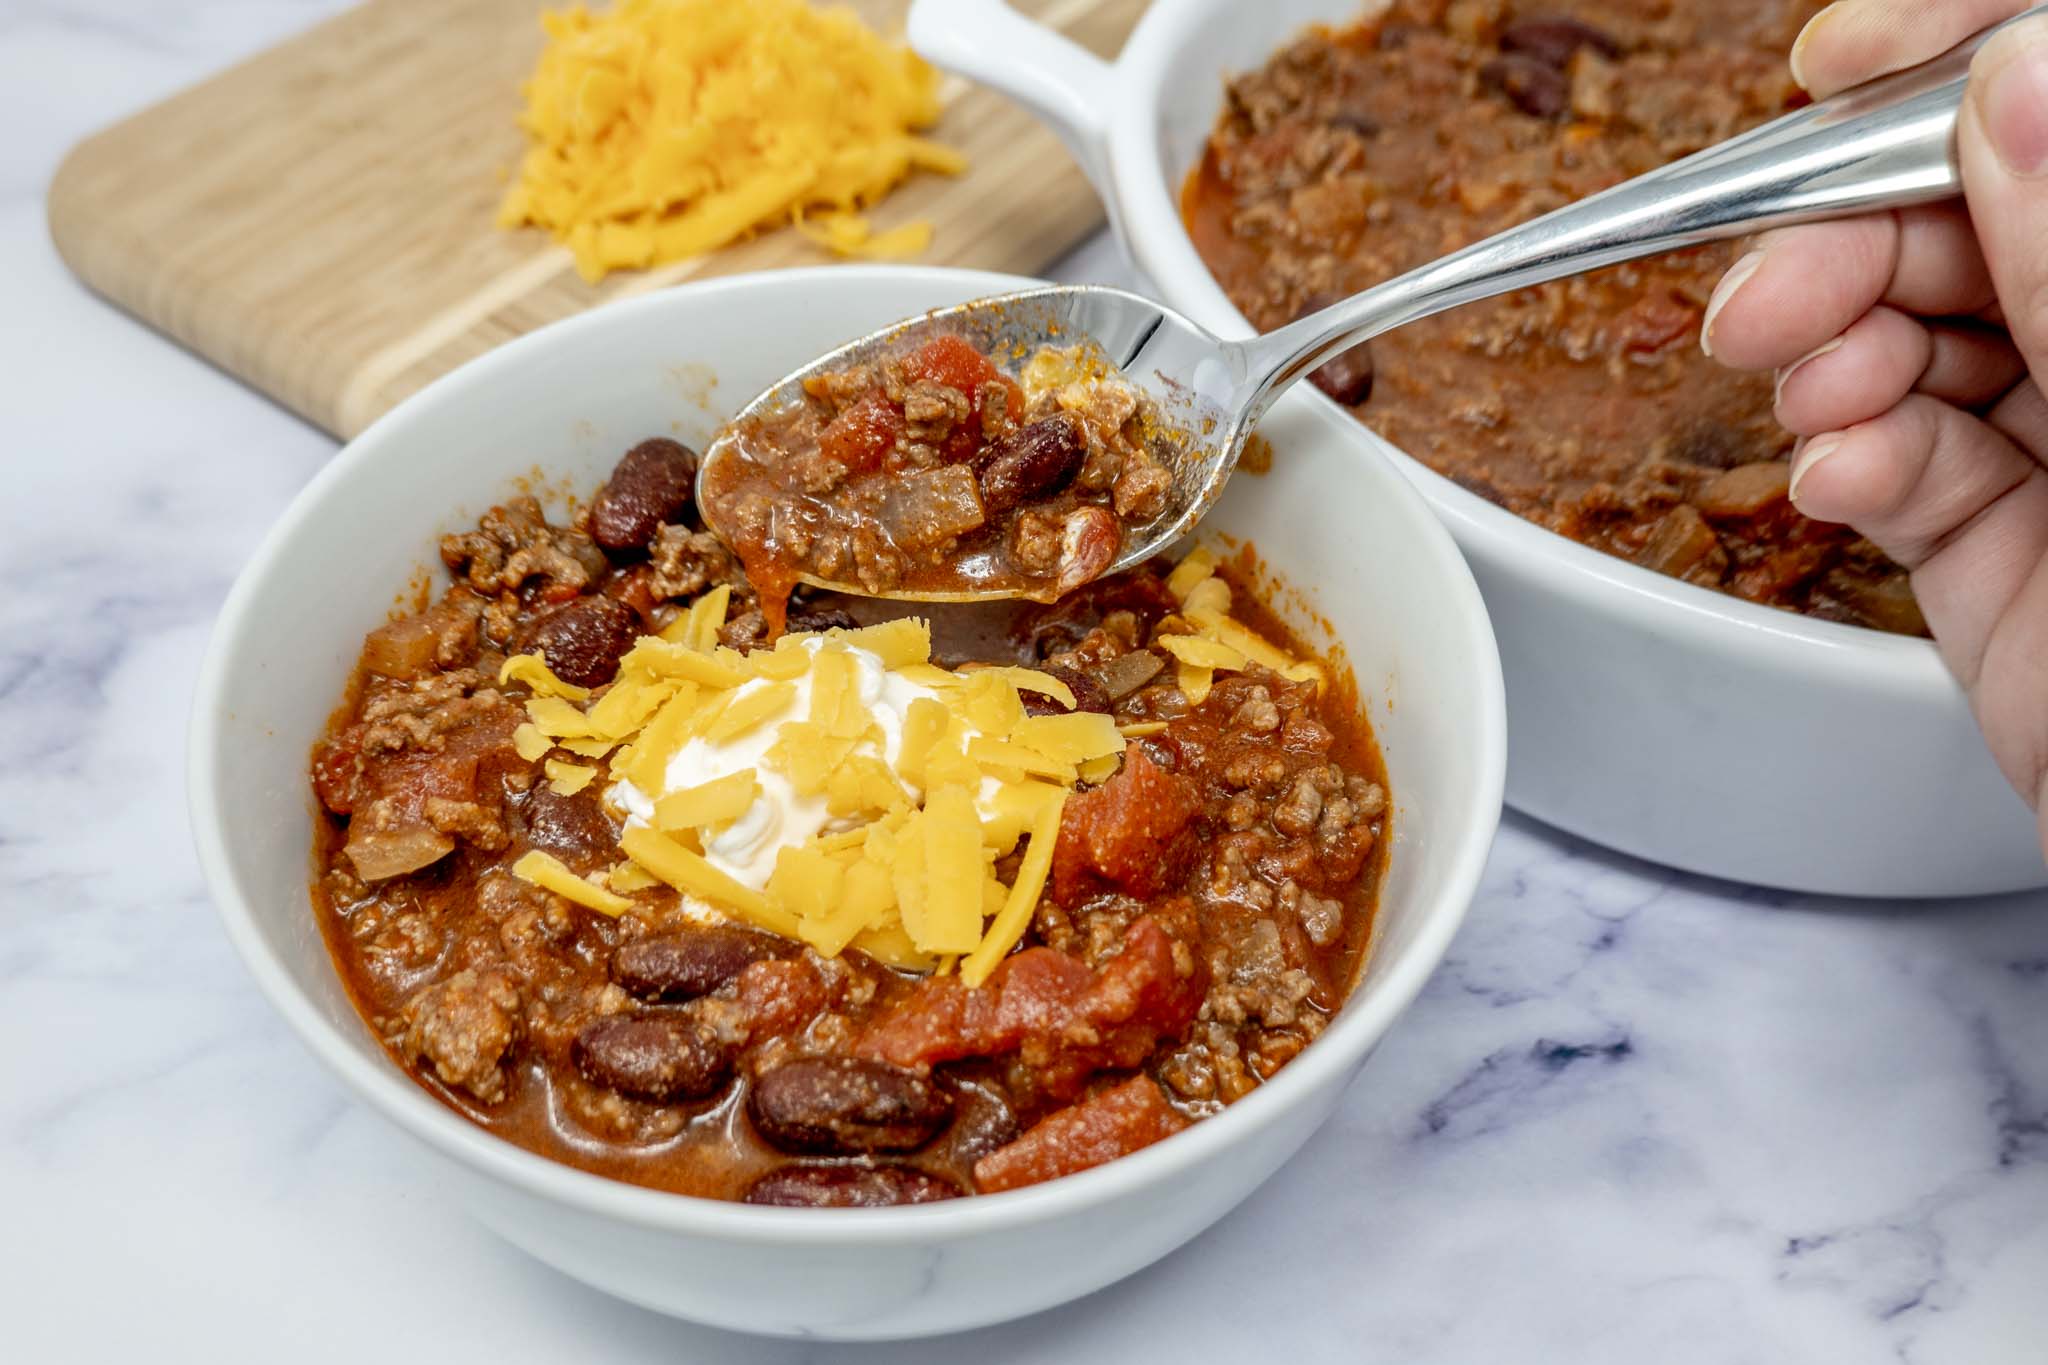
1054,506,1121,596
1019,662,1113,717
1499,15,1621,69
748,1057,953,1155
611,925,786,1001
510,595,640,688
1480,53,1569,118
978,413,1087,515
1292,294,1375,406
943,1080,1021,1168
743,1164,962,1208
572,1013,734,1103
1309,342,1375,406
590,437,699,552
520,782,618,871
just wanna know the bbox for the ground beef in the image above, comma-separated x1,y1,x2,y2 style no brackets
357,670,512,756
399,968,524,1104
647,525,744,601
1112,451,1173,520
902,380,971,446
440,497,607,598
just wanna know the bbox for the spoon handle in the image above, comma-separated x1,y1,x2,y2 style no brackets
1236,4,2045,414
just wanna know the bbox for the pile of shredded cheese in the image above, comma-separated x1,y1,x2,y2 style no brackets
498,0,965,281
505,548,1324,988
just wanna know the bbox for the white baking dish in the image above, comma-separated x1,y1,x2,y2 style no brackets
910,0,2047,897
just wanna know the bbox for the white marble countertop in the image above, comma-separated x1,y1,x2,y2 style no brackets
10,3,2048,1361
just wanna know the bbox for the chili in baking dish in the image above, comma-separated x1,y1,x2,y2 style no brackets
1183,0,1925,635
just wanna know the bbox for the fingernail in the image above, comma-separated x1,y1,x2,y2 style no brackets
1789,436,1842,504
1773,337,1844,408
1701,250,1766,358
1978,22,2048,178
1788,3,1836,91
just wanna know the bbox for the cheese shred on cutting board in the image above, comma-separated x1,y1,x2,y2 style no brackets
499,0,966,280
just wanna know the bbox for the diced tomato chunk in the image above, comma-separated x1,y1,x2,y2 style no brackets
902,336,1025,464
855,916,1204,1102
852,970,994,1072
973,1075,1190,1193
734,958,828,1041
311,729,365,815
1080,915,1206,1065
600,563,658,621
904,335,1001,394
993,948,1095,1045
819,393,906,475
1050,749,1204,905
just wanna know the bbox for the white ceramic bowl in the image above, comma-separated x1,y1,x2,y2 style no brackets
190,266,1505,1338
910,0,2048,897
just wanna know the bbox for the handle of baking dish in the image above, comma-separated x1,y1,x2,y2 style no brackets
907,0,1117,197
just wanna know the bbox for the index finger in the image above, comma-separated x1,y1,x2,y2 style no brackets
1792,0,2028,97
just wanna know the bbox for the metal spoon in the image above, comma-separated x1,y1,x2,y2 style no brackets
701,6,2032,602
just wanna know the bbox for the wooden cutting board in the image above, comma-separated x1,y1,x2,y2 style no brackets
47,0,1144,439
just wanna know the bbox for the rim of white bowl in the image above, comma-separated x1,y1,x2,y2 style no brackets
190,264,1507,1242
1104,2,1954,701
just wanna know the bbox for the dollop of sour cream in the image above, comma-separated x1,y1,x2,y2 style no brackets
610,637,958,890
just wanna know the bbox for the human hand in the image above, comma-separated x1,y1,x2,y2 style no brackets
1699,0,2048,859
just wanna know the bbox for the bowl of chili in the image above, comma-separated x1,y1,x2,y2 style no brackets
190,265,1504,1336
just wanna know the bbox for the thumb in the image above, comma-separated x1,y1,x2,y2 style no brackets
1961,14,2048,395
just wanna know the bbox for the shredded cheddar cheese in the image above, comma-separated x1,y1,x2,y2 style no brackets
499,0,966,281
512,722,552,763
1161,544,1326,694
501,653,590,700
513,850,631,916
497,543,1321,986
1165,545,1219,602
544,757,598,796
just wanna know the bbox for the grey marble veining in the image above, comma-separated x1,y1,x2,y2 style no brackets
7,3,2048,1361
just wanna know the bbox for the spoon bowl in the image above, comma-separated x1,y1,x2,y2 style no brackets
697,284,1238,602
